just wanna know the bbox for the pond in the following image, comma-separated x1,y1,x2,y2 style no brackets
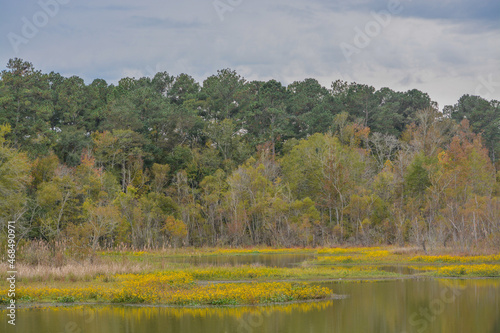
2,254,500,333
150,253,316,268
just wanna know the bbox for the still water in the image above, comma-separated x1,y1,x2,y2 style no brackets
2,253,500,333
152,253,315,268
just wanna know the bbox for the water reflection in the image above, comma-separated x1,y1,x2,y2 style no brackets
159,253,315,268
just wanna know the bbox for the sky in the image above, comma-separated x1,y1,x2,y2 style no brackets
1,0,499,109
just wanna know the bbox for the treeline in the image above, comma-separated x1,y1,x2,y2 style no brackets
0,58,499,251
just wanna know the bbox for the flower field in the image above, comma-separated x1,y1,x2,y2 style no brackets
409,254,500,263
15,270,332,305
312,248,393,264
182,265,397,280
310,247,500,267
429,264,500,277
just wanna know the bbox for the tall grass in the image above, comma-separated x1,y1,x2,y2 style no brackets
0,260,151,283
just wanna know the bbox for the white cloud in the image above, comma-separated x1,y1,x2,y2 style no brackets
0,0,499,108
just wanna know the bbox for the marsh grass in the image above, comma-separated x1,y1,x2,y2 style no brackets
0,259,151,283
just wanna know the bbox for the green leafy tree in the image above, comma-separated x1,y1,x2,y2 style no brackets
0,124,31,234
168,73,200,105
201,69,246,120
241,80,291,156
204,118,251,170
0,58,54,156
93,130,146,191
445,95,500,162
199,169,227,245
287,78,337,136
281,133,366,240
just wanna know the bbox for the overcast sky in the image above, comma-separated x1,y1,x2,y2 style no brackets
1,0,499,109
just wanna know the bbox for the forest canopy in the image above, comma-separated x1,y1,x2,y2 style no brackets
1,58,499,251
